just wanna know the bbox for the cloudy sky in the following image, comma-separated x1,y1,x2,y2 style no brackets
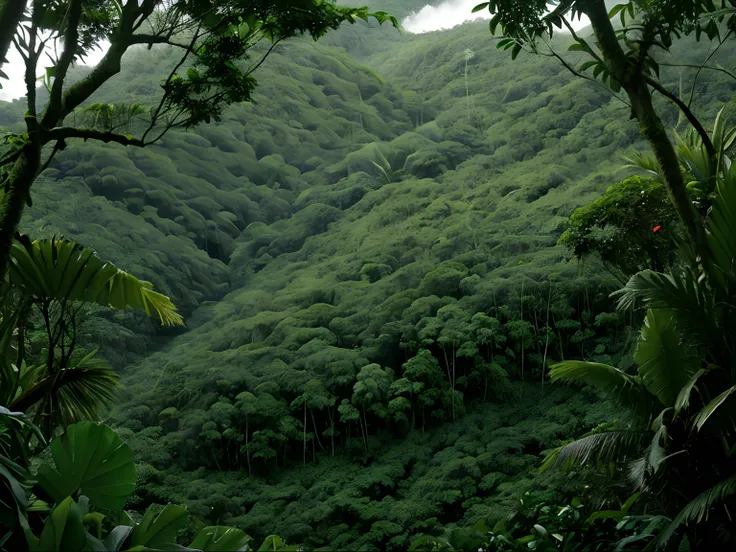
0,1,590,102
403,0,591,34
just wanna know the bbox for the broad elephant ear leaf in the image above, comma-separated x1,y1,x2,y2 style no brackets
9,236,183,326
36,422,135,511
189,526,252,551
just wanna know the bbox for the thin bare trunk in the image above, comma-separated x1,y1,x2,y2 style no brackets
542,283,552,393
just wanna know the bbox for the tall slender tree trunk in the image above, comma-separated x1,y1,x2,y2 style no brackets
451,343,456,421
520,280,525,382
582,0,710,264
0,145,41,276
327,408,335,456
542,283,552,393
303,401,307,465
245,417,251,476
311,409,325,452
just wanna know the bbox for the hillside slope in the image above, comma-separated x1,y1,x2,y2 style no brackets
4,8,734,550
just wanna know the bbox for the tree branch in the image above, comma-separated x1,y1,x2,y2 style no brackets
645,76,716,157
658,62,736,85
130,34,192,50
47,0,84,116
141,28,201,143
45,127,144,147
541,37,630,108
40,1,156,128
37,140,66,176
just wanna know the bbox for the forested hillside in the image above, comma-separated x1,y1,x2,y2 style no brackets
2,1,736,550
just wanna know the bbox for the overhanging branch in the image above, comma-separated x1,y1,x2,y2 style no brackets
47,0,84,115
645,76,716,157
131,34,192,50
45,127,145,147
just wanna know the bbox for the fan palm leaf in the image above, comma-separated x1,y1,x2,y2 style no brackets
9,236,183,327
10,351,119,429
612,270,714,348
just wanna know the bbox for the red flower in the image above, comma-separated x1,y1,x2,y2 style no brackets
653,225,662,233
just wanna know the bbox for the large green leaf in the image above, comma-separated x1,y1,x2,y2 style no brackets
189,526,252,551
33,496,87,552
86,525,134,552
128,503,190,550
549,361,655,416
635,310,698,408
9,236,183,326
693,384,736,432
257,535,300,551
674,368,706,416
36,422,135,511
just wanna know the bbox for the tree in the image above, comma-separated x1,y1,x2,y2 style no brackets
545,158,736,549
351,363,390,450
234,391,259,474
475,0,735,263
0,0,398,276
401,349,447,433
0,419,290,551
559,176,680,276
1,236,182,439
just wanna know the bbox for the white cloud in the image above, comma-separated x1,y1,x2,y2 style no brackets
403,0,590,34
0,40,108,102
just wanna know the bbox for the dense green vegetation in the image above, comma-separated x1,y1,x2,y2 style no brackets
2,0,736,550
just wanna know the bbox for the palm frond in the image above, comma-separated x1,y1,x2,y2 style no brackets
541,430,648,472
712,106,735,167
9,236,183,326
549,361,656,417
612,269,714,348
621,151,663,181
675,129,711,186
656,475,736,549
11,351,119,427
635,310,699,408
706,163,736,294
